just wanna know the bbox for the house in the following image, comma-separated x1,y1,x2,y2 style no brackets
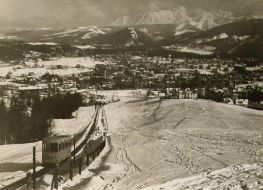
177,88,198,100
185,88,198,100
178,90,184,99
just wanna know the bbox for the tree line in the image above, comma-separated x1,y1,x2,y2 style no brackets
0,92,83,144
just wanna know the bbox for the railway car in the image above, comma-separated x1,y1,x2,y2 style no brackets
42,135,72,167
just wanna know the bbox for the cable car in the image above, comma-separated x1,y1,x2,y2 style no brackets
42,135,72,167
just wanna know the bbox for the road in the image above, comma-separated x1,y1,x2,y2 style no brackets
79,99,263,190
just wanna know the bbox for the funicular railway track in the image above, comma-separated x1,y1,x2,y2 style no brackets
71,105,101,159
0,105,103,190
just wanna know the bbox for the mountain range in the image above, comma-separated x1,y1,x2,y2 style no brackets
1,7,263,58
111,7,234,30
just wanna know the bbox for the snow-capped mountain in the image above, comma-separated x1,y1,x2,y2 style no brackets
81,27,106,39
48,25,108,39
111,7,234,31
112,7,189,26
1,25,113,44
84,27,153,47
161,18,263,57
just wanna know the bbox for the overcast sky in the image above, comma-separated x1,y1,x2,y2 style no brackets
0,0,262,29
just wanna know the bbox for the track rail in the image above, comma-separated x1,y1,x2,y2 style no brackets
71,105,100,157
0,105,101,190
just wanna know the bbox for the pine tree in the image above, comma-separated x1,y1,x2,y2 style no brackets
30,96,49,141
0,100,7,144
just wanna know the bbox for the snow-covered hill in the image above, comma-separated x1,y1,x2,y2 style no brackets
83,99,263,189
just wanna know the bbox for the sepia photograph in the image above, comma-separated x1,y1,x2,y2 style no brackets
0,0,263,189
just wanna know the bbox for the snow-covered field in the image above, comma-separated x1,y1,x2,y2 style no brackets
25,57,105,69
177,46,215,55
78,99,263,189
0,57,109,77
27,42,58,46
74,45,95,49
163,45,215,55
0,67,91,77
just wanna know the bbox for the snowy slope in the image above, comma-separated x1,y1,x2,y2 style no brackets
81,99,263,190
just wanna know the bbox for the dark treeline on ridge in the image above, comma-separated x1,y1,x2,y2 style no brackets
0,92,83,144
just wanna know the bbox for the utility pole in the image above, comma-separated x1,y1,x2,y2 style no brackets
93,151,95,160
4,131,7,145
87,154,89,166
33,146,36,190
69,159,73,181
54,164,59,189
73,136,76,163
79,158,83,175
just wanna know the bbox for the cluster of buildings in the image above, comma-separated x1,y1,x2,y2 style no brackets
148,84,263,110
0,54,262,109
0,74,80,108
149,88,200,100
87,55,262,91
